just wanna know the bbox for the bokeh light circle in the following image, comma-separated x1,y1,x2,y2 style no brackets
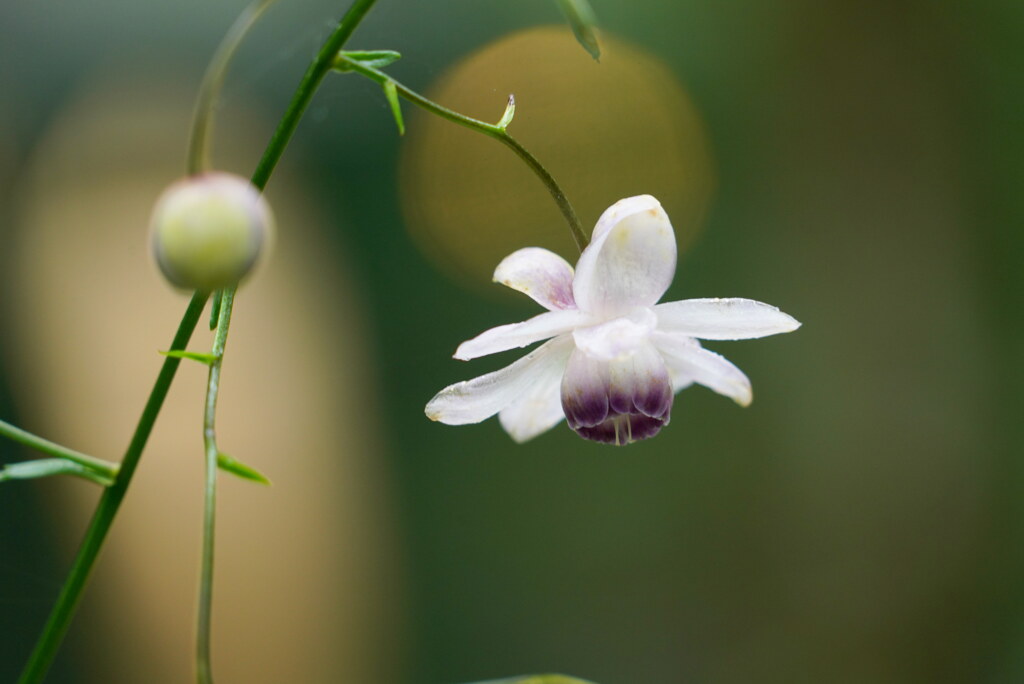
401,26,715,290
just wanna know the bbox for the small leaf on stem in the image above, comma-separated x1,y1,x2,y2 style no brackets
0,459,115,487
217,452,271,485
383,80,405,135
159,349,220,365
333,49,402,71
496,94,516,130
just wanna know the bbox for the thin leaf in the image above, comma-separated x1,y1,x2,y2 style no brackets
383,80,405,135
333,49,402,72
338,49,402,69
555,0,601,60
0,417,119,478
159,349,219,365
0,459,115,487
217,452,271,485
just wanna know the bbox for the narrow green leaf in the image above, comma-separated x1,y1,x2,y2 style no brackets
0,417,119,478
555,0,601,60
159,349,219,365
0,459,115,487
496,94,516,130
217,452,271,485
333,49,402,71
209,290,223,330
383,80,405,135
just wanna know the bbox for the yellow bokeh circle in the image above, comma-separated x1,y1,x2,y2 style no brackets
401,26,715,291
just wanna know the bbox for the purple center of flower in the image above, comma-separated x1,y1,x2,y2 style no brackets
560,346,673,446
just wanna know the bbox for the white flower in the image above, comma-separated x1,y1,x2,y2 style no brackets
425,195,801,445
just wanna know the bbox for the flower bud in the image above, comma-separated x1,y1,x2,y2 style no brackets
150,172,273,291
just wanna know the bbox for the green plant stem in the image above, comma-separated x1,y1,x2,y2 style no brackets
196,287,235,684
187,0,280,175
192,1,381,673
250,0,380,191
21,3,381,680
18,291,210,684
192,1,384,679
0,419,118,480
336,55,589,251
20,2,382,677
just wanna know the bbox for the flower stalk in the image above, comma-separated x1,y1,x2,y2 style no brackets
197,287,236,684
333,54,589,252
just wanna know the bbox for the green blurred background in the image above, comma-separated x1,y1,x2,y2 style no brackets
1,0,1023,682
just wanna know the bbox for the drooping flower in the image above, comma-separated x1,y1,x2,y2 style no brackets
425,195,800,445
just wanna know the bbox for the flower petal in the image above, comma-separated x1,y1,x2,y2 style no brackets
426,335,574,425
652,332,752,406
493,247,576,310
561,342,673,445
560,348,610,429
454,308,591,361
608,343,674,420
668,369,695,393
572,195,677,317
498,365,566,442
572,308,657,361
655,298,801,340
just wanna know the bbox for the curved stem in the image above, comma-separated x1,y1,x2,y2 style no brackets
18,292,210,684
187,0,280,175
196,287,235,684
336,55,589,251
250,0,380,191
0,419,118,480
495,135,588,252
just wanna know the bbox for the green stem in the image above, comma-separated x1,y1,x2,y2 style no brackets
20,2,381,680
336,55,589,251
18,291,209,684
498,135,588,252
194,1,383,679
250,0,380,191
196,287,235,684
0,419,118,480
187,0,280,175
